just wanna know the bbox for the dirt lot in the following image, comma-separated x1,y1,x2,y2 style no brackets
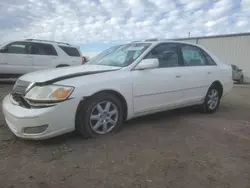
0,84,250,188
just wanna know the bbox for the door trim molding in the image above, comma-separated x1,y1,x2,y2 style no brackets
134,85,209,98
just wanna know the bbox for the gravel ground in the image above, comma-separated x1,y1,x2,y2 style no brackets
0,84,250,188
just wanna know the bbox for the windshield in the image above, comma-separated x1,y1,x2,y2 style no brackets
88,43,151,67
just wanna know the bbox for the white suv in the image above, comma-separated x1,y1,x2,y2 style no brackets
0,39,83,78
2,40,233,140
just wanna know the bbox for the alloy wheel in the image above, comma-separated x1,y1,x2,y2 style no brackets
89,101,119,135
207,89,219,110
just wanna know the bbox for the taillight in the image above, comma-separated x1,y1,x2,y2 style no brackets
82,56,87,64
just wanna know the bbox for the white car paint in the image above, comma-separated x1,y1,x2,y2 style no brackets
0,39,82,76
2,40,233,140
0,52,34,74
20,64,121,83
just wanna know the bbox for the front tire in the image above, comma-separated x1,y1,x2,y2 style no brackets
75,92,124,138
202,85,221,113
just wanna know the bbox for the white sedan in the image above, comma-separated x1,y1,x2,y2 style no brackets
2,40,233,140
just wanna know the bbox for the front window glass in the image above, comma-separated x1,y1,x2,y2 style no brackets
1,42,28,54
144,43,179,68
88,43,151,67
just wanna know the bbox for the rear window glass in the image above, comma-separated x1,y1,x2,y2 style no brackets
28,43,58,56
59,46,80,57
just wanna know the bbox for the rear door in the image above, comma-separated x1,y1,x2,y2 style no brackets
201,49,221,84
178,44,210,103
28,42,58,71
58,45,82,65
0,41,33,75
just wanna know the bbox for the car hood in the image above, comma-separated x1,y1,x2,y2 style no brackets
19,64,121,83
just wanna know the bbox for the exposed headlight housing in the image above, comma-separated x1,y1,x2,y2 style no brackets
25,85,74,102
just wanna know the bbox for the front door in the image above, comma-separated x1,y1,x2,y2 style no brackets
132,43,184,114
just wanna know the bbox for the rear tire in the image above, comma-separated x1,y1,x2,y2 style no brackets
202,85,221,113
75,92,124,138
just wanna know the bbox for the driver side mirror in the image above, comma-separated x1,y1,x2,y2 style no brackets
134,58,159,70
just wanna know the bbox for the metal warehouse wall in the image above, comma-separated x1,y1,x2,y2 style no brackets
177,35,250,83
178,39,197,44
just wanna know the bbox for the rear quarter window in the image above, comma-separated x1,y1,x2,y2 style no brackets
202,51,217,66
59,46,80,57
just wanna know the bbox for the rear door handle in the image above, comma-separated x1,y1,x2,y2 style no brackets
207,72,212,74
176,74,181,78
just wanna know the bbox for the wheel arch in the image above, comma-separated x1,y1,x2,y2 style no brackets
56,64,69,68
75,89,128,122
211,80,223,98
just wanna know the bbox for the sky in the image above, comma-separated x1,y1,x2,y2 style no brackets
0,0,250,56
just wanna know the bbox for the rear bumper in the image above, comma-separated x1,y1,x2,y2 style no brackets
223,80,234,97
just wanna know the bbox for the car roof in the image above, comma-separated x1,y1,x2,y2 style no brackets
8,39,76,47
131,39,202,47
130,39,224,65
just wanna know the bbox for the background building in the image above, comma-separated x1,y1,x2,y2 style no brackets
175,32,250,83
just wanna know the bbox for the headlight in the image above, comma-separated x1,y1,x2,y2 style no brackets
25,85,74,102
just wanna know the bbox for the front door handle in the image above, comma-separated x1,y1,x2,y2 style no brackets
207,72,212,74
176,74,181,78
